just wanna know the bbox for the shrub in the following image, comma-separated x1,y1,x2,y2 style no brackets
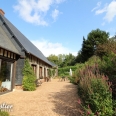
113,99,116,115
22,59,36,91
71,56,100,84
22,75,36,91
68,76,77,84
78,64,114,115
58,66,77,76
0,111,9,116
99,53,116,78
96,38,116,99
99,53,116,99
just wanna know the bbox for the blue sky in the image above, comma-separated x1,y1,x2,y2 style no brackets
0,0,116,56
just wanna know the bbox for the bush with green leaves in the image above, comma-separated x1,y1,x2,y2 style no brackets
96,38,116,99
98,53,116,99
77,64,114,115
58,66,77,77
68,76,77,84
113,99,116,115
69,56,100,84
22,59,36,91
0,111,9,116
99,53,116,78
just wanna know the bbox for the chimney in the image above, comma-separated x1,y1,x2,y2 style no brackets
0,9,5,16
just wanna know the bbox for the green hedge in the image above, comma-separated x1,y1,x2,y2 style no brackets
58,66,77,76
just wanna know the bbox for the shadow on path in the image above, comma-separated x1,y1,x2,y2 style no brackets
49,83,81,116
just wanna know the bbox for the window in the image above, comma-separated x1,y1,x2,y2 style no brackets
31,64,37,75
0,61,13,91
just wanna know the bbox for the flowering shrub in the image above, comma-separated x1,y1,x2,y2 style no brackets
77,64,114,115
96,38,116,100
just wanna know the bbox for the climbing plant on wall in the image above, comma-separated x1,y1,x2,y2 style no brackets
22,59,36,91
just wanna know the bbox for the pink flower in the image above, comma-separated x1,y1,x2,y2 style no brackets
87,111,91,115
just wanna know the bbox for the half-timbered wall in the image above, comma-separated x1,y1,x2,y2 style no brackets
0,47,18,62
0,47,20,91
27,53,52,79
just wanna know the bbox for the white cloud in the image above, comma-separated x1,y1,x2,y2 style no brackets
93,0,116,23
31,39,77,57
95,4,107,15
104,1,116,22
51,9,60,21
56,0,65,4
13,0,65,26
91,2,101,12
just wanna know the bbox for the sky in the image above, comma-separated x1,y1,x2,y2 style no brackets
0,0,116,57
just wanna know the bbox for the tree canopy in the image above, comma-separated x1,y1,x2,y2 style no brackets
47,54,58,65
76,29,109,63
47,53,76,67
47,29,110,66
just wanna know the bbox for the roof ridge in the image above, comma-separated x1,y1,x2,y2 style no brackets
0,14,53,66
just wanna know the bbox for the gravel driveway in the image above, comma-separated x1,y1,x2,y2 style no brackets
0,79,81,116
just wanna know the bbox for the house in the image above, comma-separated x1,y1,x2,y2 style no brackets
0,9,57,93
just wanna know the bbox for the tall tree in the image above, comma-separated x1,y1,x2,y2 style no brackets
75,50,82,63
79,29,109,62
87,28,109,50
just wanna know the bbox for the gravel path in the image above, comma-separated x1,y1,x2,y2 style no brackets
0,79,81,116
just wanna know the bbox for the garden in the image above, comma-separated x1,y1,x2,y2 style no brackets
56,29,116,115
1,29,116,116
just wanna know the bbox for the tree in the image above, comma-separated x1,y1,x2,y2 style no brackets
57,54,65,66
75,50,82,63
81,36,93,62
47,54,58,65
79,29,109,63
60,53,76,67
96,37,116,59
47,54,76,67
